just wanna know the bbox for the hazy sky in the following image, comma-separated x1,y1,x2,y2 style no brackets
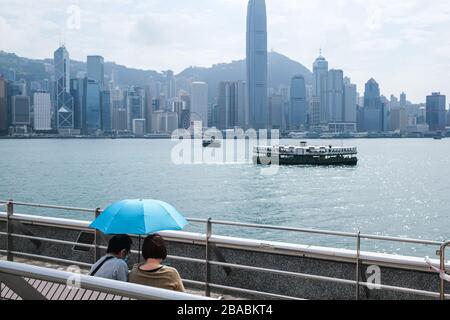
1,0,450,102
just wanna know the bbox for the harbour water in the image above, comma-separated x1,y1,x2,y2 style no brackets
1,138,449,257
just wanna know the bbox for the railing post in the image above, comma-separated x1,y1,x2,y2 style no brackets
6,200,14,262
205,218,212,297
94,208,101,263
440,241,449,300
355,231,361,300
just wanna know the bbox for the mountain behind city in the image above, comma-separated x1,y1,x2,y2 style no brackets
0,50,312,101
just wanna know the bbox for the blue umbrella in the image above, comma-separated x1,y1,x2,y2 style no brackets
90,199,189,235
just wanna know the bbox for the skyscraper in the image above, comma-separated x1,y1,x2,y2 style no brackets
327,69,344,123
313,54,329,126
12,96,31,126
0,76,7,134
126,87,145,131
289,75,307,130
87,56,105,90
54,46,74,130
101,90,112,132
191,82,208,127
343,77,357,124
111,88,127,132
217,81,247,130
426,92,446,132
400,92,407,108
33,92,52,131
70,77,85,131
269,94,283,129
309,97,321,130
246,0,268,130
362,78,384,132
84,79,101,133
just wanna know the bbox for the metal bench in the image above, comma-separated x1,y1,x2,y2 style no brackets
0,260,214,301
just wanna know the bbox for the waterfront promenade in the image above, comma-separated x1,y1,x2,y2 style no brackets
1,200,449,300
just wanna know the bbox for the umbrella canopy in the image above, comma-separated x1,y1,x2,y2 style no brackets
90,199,189,235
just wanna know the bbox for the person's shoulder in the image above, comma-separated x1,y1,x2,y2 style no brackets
163,266,181,276
110,257,128,269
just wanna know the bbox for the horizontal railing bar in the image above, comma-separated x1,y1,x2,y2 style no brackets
166,255,206,264
181,278,305,300
0,200,97,213
208,283,306,300
10,251,93,268
210,219,444,246
208,261,355,285
209,219,358,238
186,218,209,223
360,234,442,246
0,233,96,249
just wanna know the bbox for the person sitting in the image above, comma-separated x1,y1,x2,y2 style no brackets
89,234,132,282
129,234,185,292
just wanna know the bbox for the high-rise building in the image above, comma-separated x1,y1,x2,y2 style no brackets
289,75,307,130
0,76,7,133
400,92,407,108
343,77,357,124
313,55,329,125
327,70,344,123
309,97,321,131
217,81,247,130
111,88,127,132
87,56,105,90
389,107,407,132
54,46,74,130
362,78,384,132
101,91,112,132
70,77,85,131
7,69,16,82
126,87,145,131
426,92,446,131
447,105,450,126
151,110,178,133
12,96,31,126
33,92,52,131
191,82,208,127
84,79,101,133
132,119,146,137
269,94,283,129
246,0,268,129
164,70,176,99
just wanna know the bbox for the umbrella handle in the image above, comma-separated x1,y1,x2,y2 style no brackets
138,235,141,264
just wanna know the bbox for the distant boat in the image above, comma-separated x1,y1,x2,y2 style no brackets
203,137,221,148
434,131,444,140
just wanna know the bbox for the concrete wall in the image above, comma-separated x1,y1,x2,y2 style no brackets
0,217,448,300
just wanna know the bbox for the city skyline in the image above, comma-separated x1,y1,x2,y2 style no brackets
1,0,450,102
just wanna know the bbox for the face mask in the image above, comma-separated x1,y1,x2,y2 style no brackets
123,256,129,264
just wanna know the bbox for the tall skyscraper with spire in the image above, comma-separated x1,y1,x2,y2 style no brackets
313,53,329,127
54,46,74,131
246,0,268,130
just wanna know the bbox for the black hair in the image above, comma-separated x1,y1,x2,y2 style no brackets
106,235,133,254
142,234,167,260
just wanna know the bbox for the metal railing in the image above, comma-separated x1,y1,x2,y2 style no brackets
0,260,213,300
0,199,449,300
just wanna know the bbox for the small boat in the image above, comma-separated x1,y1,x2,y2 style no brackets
434,131,444,140
203,137,221,148
253,141,358,166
